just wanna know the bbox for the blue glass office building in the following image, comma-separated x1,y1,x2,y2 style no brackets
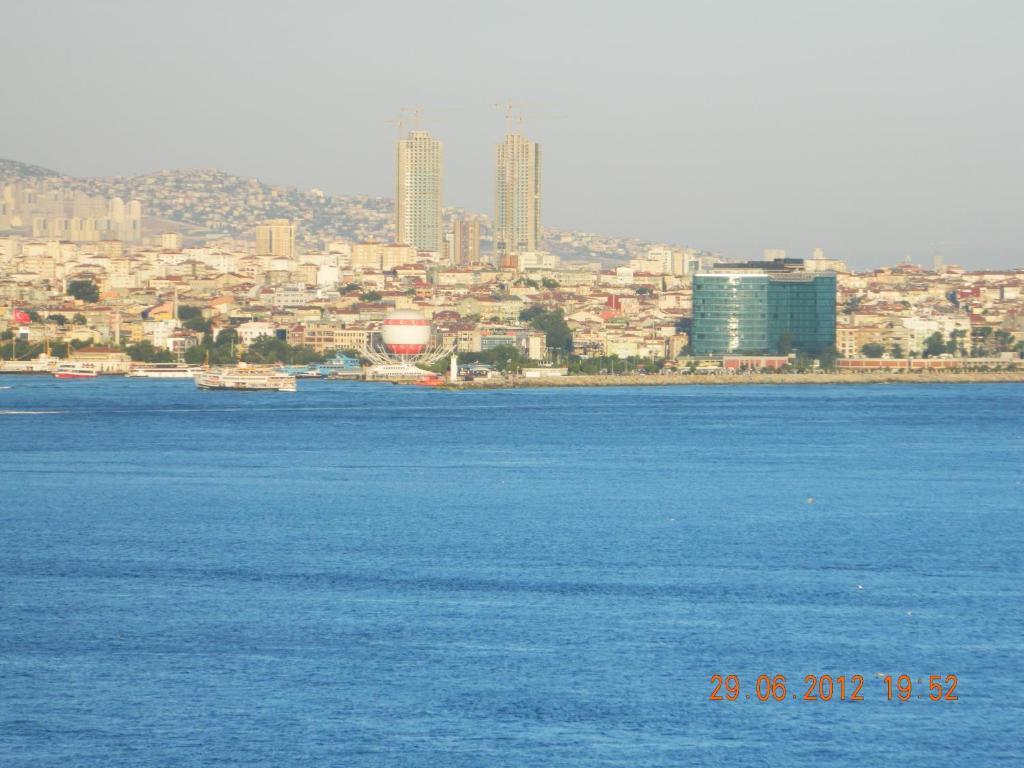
766,272,837,354
692,270,836,356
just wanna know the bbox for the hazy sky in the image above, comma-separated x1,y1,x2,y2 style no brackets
2,0,1022,268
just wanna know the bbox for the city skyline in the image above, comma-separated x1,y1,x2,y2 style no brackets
1,2,1021,269
0,154,1014,274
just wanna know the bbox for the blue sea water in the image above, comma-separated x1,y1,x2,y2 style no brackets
0,376,1021,767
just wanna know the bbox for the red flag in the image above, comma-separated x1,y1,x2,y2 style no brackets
12,309,31,325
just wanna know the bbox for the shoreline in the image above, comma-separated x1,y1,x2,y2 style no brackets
449,371,1024,389
3,370,1021,389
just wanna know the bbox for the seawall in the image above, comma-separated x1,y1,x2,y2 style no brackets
451,371,1024,389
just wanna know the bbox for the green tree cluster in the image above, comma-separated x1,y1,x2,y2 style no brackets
421,345,530,374
861,343,885,358
182,328,240,365
241,335,324,365
0,339,89,360
179,330,336,366
2,340,51,359
460,345,528,373
68,279,99,303
923,332,947,358
519,306,572,352
126,341,174,363
920,329,967,358
568,355,662,374
970,326,1016,357
816,347,841,370
184,317,211,333
948,329,967,355
175,305,211,332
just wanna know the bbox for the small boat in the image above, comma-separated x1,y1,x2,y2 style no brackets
195,365,296,392
54,362,98,379
414,374,445,387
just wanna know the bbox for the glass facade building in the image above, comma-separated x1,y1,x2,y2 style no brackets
691,274,769,355
692,271,835,356
766,273,837,354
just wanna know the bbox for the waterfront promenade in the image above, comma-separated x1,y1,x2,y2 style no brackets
454,370,1024,389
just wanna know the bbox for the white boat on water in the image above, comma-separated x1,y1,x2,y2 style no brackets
127,363,203,379
194,365,296,392
0,353,60,374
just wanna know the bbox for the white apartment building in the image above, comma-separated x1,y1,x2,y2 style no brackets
395,131,443,253
494,132,541,258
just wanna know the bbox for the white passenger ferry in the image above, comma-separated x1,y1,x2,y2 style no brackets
127,363,203,379
194,365,296,392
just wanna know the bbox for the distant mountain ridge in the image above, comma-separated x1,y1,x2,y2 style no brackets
0,158,64,180
1,159,395,244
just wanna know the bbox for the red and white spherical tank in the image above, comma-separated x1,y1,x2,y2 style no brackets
381,309,432,356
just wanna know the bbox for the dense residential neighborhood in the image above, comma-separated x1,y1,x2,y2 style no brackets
2,164,1022,374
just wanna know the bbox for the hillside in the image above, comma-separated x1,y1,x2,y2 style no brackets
0,158,63,181
0,159,688,262
1,161,394,244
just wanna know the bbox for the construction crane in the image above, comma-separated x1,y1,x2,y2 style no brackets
401,105,425,131
384,114,405,139
494,100,569,133
385,105,426,139
494,101,526,134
